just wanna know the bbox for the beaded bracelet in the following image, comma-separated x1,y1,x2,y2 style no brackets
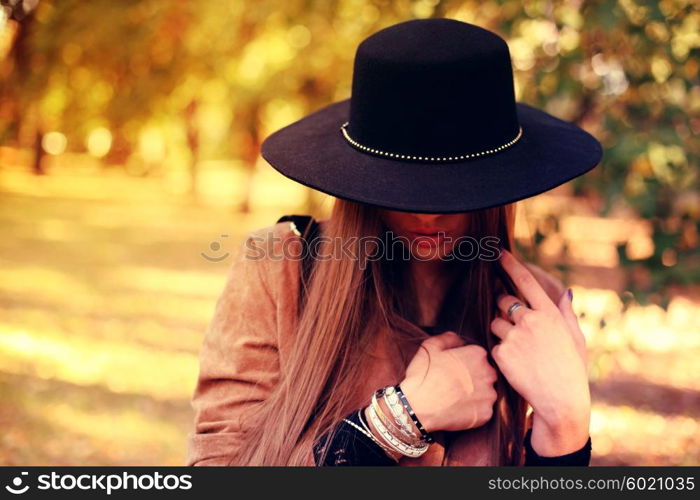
394,384,435,444
381,386,421,441
371,389,424,447
366,403,429,458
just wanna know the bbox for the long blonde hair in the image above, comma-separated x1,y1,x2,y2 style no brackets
231,197,529,465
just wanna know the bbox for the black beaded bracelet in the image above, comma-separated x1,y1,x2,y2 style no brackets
394,384,435,444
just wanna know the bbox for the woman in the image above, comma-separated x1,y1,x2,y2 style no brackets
187,18,602,466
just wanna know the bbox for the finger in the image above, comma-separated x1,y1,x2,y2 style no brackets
491,343,504,366
499,248,555,311
557,288,588,366
497,294,530,323
557,289,579,336
490,316,513,340
423,330,466,350
524,262,567,304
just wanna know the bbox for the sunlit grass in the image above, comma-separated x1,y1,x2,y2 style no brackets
591,403,700,465
0,369,189,465
0,267,220,327
0,304,203,354
0,327,198,400
29,402,186,465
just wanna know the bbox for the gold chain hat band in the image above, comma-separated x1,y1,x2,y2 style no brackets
340,121,523,162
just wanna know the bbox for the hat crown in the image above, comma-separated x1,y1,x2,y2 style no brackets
348,18,521,159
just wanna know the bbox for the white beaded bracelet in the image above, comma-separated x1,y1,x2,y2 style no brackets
367,403,429,458
372,389,423,446
382,386,421,441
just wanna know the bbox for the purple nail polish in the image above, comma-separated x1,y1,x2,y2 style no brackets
567,288,573,302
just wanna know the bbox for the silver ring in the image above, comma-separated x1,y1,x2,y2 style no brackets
506,302,524,318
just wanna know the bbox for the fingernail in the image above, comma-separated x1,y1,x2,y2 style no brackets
567,288,573,303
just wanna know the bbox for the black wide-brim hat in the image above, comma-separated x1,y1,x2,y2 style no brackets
261,18,603,214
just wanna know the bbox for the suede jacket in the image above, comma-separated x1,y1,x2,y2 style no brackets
186,219,587,466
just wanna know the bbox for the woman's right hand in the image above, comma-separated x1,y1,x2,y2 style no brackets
398,331,498,433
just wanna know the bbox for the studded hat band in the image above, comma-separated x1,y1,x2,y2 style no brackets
340,121,523,163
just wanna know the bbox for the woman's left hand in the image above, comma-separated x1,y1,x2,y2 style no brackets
490,248,591,456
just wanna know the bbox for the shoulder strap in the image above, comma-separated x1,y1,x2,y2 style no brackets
276,214,321,315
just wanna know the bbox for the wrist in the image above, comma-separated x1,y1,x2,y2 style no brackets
398,378,439,433
530,406,590,457
532,392,590,430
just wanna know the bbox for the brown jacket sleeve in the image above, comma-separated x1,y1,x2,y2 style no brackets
186,230,280,466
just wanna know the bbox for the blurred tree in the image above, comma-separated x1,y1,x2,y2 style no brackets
0,0,697,302
1,0,44,172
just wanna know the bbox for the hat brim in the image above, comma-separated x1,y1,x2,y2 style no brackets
260,98,603,214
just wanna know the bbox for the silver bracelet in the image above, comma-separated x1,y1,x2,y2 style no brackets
381,386,422,441
367,403,429,458
372,389,423,446
346,410,399,459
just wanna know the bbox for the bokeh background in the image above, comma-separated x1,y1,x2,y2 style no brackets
0,0,698,466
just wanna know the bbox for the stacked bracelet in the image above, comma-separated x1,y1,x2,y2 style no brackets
371,389,424,447
366,403,429,458
349,383,436,461
382,386,421,441
394,384,435,444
